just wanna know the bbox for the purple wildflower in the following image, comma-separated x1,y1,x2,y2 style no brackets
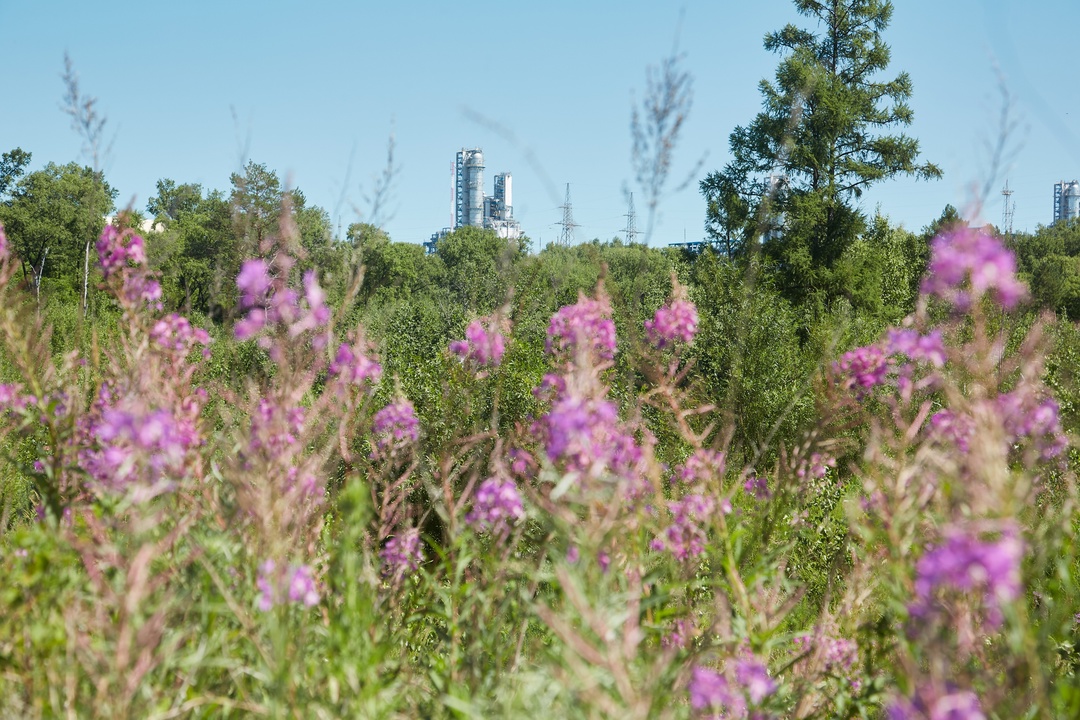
835,344,889,392
546,293,617,362
372,399,420,457
329,342,382,388
689,666,745,716
886,328,946,367
466,477,525,536
921,227,1027,310
744,474,770,500
151,314,212,359
676,449,726,485
654,494,715,561
997,391,1068,459
735,658,777,703
380,528,423,579
287,564,320,606
887,687,985,720
237,259,272,308
538,395,643,483
451,318,506,367
0,222,8,262
645,298,699,349
910,528,1023,629
928,409,974,453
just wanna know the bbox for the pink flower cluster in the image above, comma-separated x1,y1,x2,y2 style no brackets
835,345,889,391
79,395,199,495
0,383,33,412
910,528,1023,630
380,528,424,579
234,260,330,344
886,328,946,367
96,224,146,279
921,227,1027,310
928,409,974,453
372,399,420,457
997,390,1067,460
329,341,382,389
676,448,727,485
794,634,858,674
246,398,306,457
97,225,162,309
652,493,717,561
645,298,699,349
539,394,643,482
887,687,985,720
546,293,617,362
0,222,8,263
256,560,319,611
689,658,776,716
450,318,505,367
466,477,525,536
151,314,212,360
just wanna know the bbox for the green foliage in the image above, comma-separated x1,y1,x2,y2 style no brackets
702,0,939,303
0,161,116,294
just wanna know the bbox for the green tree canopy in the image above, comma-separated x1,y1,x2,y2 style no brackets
0,161,116,290
701,0,940,302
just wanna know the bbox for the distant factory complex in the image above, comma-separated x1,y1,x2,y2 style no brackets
426,147,522,252
1054,180,1080,223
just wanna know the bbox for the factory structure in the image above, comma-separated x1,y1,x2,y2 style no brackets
1054,180,1080,223
427,148,522,252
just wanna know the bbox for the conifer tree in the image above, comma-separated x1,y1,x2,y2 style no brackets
701,0,940,301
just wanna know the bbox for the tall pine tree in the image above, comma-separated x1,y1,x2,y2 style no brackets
701,0,940,302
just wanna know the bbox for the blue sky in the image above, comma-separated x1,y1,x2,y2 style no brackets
2,0,1077,248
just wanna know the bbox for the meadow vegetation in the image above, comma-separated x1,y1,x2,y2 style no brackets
3,1,1080,718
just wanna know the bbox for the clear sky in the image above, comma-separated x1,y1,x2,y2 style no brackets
2,0,1077,248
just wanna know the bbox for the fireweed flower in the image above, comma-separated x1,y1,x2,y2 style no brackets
689,666,745,717
645,298,699,349
538,394,644,483
887,687,985,720
380,528,423,579
0,222,8,262
372,399,420,457
329,342,382,388
450,318,506,367
928,409,974,453
835,344,889,391
796,452,835,481
735,657,777,703
997,390,1068,459
794,634,858,674
237,259,272,308
886,328,946,367
676,448,727,485
256,561,319,610
151,314,212,359
910,528,1023,630
466,477,525,536
744,474,770,500
921,227,1027,310
652,494,716,561
546,293,617,362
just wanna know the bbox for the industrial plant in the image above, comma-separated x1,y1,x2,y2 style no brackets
426,147,522,252
1054,180,1080,223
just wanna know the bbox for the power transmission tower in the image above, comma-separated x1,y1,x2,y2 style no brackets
558,183,578,246
624,192,641,244
1001,180,1015,238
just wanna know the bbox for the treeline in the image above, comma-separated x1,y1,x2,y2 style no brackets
7,146,1080,463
